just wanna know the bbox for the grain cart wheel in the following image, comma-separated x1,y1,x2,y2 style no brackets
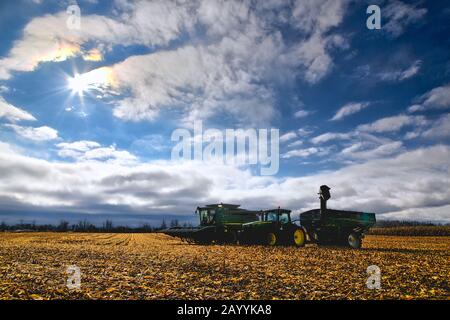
293,229,306,247
266,232,278,246
347,233,362,249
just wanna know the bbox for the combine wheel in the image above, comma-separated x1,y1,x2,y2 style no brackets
266,232,278,246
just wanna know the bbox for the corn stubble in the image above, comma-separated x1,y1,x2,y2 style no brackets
0,233,448,300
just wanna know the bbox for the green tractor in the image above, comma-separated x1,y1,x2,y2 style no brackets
161,203,258,244
238,208,306,247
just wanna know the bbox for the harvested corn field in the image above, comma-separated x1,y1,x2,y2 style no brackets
0,232,448,300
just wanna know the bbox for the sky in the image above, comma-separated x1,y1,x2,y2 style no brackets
0,0,449,226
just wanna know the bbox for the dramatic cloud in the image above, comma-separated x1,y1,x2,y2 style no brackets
5,124,58,141
331,102,370,121
102,0,350,123
0,0,448,224
0,1,198,79
0,142,449,221
0,0,350,124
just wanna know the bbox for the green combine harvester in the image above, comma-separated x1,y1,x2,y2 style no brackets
161,186,376,248
162,204,259,244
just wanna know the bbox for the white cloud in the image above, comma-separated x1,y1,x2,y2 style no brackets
409,83,450,113
57,140,101,158
357,115,428,133
5,124,58,141
331,102,370,121
57,140,137,164
378,60,421,82
341,141,404,160
280,131,297,143
0,97,36,122
294,109,311,118
384,0,427,37
311,132,351,144
421,114,450,139
291,0,349,34
282,147,327,159
287,140,303,148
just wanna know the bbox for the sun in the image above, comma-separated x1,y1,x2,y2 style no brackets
67,67,115,97
68,73,89,96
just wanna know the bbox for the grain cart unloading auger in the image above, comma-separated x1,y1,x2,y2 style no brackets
161,186,376,248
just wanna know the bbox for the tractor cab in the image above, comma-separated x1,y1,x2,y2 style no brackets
260,208,292,225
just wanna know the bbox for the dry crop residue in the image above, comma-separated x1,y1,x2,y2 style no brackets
0,233,448,300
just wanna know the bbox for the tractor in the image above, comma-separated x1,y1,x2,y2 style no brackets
239,208,306,247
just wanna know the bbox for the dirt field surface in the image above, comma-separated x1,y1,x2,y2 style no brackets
0,232,448,300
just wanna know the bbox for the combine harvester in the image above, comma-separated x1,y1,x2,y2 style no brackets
162,204,259,245
162,186,376,249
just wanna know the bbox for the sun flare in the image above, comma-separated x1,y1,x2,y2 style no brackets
67,67,115,96
68,74,89,96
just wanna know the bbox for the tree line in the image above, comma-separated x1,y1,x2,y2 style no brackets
0,218,194,233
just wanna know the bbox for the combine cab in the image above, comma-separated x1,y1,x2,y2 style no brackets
239,208,306,247
299,185,376,248
161,204,258,244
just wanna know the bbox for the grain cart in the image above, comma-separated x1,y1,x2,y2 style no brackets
299,185,376,248
238,208,306,247
161,204,258,244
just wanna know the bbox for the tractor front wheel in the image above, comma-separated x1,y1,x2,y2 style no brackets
293,228,306,247
266,232,278,246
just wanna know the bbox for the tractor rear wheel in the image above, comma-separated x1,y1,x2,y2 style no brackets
293,228,306,247
347,233,362,249
266,232,278,246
